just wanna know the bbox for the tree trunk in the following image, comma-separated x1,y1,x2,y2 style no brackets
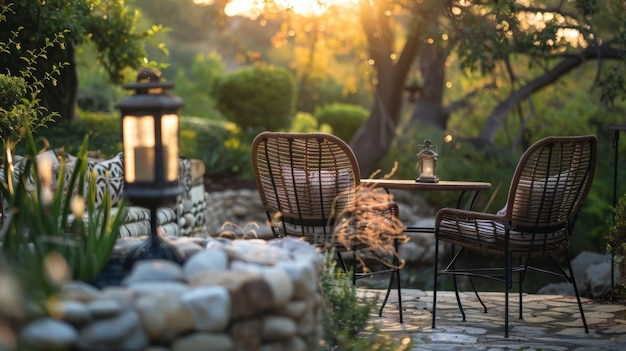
408,43,448,130
350,1,421,175
41,43,79,121
350,75,405,177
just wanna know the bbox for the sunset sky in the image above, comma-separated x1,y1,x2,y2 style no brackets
194,0,359,17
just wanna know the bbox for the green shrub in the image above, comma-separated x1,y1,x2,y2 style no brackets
180,117,254,180
314,103,368,143
77,69,122,112
0,5,66,145
175,52,225,119
296,75,344,113
0,74,28,143
30,111,122,157
216,63,296,131
289,111,332,133
0,74,26,110
319,251,408,350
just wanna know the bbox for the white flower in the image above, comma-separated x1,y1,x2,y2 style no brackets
71,195,85,218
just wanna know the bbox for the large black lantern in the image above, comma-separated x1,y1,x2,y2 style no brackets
115,68,185,267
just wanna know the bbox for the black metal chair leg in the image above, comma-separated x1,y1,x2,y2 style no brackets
451,244,466,322
378,238,403,323
379,269,395,313
504,237,510,338
395,241,403,323
518,257,524,320
432,237,439,329
567,256,589,333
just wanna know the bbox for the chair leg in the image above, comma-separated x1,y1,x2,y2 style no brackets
352,249,357,285
452,272,465,322
462,247,486,313
451,245,466,322
504,240,511,338
431,238,439,329
378,238,403,323
565,254,589,333
336,251,348,272
395,237,403,323
518,257,524,321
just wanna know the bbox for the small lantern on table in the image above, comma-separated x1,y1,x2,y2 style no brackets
115,68,185,267
416,139,438,183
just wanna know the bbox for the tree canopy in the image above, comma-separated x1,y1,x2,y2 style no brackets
201,0,626,173
350,0,626,173
0,0,162,120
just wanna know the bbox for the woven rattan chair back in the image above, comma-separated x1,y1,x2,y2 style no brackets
501,135,597,253
251,132,360,247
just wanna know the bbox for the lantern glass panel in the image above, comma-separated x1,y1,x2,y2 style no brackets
421,157,434,177
162,114,179,182
123,115,156,183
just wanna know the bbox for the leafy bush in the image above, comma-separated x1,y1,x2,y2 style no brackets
216,63,296,131
296,75,345,113
289,111,333,133
608,193,626,289
29,111,122,157
0,74,28,143
180,117,254,180
314,103,368,143
0,4,66,145
0,74,26,110
319,251,409,350
175,52,225,119
77,68,122,112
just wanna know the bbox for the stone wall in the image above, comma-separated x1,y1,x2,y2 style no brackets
202,188,439,286
201,188,620,297
11,238,323,351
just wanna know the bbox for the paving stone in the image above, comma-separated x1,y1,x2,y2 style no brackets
366,288,626,351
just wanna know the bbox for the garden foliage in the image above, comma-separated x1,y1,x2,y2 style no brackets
314,102,369,143
0,128,126,302
319,251,409,351
216,63,296,131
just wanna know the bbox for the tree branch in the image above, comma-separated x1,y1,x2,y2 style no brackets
477,43,626,144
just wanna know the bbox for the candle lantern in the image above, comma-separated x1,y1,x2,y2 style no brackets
416,139,438,183
115,68,184,267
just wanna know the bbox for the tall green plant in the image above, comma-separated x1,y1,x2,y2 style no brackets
0,127,126,302
319,251,409,350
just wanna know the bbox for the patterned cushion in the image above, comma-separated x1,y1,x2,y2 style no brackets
88,152,125,207
4,150,206,238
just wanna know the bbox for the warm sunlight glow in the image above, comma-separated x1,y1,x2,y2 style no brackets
195,0,359,18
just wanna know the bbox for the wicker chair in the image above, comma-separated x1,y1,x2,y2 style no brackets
251,132,405,321
431,135,597,337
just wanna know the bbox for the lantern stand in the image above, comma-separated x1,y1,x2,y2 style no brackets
115,68,185,269
416,139,439,183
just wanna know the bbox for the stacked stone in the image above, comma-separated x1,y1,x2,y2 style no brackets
204,189,273,240
13,238,323,351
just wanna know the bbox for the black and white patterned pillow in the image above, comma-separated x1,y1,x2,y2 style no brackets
88,152,125,207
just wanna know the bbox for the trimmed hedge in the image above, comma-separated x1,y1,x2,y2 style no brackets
314,102,369,142
216,63,296,131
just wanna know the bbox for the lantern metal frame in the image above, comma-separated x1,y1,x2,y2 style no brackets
416,139,439,183
115,68,185,267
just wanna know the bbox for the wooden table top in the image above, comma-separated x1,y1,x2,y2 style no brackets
360,179,492,191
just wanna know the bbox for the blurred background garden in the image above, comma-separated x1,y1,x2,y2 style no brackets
3,0,626,267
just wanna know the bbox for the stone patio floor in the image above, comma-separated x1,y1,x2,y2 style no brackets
362,288,626,350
